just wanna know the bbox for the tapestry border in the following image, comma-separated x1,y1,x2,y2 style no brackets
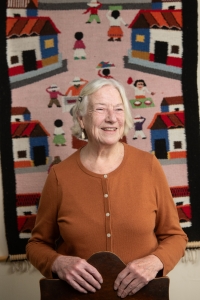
0,0,199,255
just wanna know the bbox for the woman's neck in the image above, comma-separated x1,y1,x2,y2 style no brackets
80,142,124,174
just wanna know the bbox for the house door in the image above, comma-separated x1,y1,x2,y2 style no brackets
33,146,46,166
22,50,37,72
155,139,167,159
154,41,168,64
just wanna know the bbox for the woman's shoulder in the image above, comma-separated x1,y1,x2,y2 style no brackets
124,143,153,159
123,143,162,172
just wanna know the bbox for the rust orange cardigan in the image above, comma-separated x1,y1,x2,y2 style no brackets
26,143,187,278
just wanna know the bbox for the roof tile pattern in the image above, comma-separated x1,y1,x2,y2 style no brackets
170,186,190,197
7,17,60,38
129,9,182,30
11,121,50,137
7,0,38,9
16,193,41,206
148,111,184,129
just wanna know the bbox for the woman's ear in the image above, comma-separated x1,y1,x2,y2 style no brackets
77,115,84,129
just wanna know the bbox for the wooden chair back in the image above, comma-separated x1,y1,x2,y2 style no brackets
40,252,170,300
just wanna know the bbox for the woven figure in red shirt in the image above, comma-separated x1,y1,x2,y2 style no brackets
46,84,64,108
83,0,102,23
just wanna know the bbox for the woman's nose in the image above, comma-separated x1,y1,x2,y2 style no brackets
105,109,117,121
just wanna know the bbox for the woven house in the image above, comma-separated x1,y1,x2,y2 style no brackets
11,107,31,122
7,0,38,17
16,193,40,239
148,111,186,159
161,95,184,112
128,9,182,68
11,120,50,168
151,0,182,10
7,16,61,77
170,186,191,228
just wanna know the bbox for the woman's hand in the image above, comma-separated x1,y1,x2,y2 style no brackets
114,255,163,298
51,255,103,294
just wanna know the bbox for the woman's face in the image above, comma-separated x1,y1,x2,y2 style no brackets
79,85,125,146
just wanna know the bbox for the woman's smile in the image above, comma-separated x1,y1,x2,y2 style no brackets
101,127,117,131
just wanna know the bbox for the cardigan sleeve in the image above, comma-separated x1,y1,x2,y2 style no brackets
26,167,62,278
150,156,188,275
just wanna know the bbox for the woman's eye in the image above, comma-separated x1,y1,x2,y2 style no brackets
95,108,104,112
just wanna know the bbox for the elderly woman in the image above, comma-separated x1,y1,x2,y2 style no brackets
26,78,187,298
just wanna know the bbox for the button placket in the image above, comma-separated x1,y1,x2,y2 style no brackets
102,175,112,251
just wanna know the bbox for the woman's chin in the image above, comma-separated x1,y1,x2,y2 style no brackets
99,135,121,146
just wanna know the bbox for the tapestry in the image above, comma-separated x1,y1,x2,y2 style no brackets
0,0,200,257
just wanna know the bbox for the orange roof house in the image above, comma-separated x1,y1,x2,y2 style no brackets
6,17,61,77
128,9,182,69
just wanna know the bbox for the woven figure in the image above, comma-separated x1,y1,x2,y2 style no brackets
53,119,66,146
133,115,147,140
127,78,155,99
106,10,128,41
65,77,88,96
83,0,102,23
73,32,86,60
46,84,64,108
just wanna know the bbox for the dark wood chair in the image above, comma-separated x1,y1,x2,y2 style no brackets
40,252,170,300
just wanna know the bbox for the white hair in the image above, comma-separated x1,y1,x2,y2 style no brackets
71,78,133,138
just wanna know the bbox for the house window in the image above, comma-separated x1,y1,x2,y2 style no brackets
168,6,175,9
136,35,145,43
171,45,179,54
174,141,182,149
14,14,21,17
44,39,54,49
18,150,27,158
11,56,19,65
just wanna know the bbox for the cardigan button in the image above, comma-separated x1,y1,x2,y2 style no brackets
106,212,110,217
107,233,111,237
104,174,108,178
104,194,108,198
